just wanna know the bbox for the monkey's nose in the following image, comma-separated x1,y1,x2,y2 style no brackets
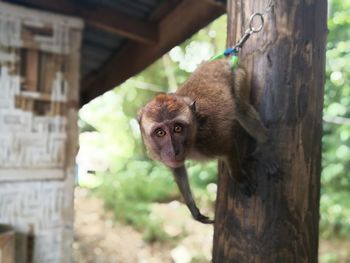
172,143,181,156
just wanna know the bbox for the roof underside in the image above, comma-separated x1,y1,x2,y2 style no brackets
77,0,164,79
5,0,226,106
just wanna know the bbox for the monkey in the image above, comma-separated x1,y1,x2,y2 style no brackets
138,58,279,224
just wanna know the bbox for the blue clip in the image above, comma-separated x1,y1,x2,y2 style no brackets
224,47,239,56
224,47,234,56
232,47,239,55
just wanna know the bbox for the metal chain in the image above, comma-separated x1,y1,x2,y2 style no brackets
210,0,276,62
232,0,275,50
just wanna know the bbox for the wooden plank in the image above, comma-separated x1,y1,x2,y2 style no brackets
212,0,327,262
0,169,64,181
4,0,158,44
18,92,52,101
80,0,226,105
24,50,39,91
150,0,181,21
38,52,56,94
0,230,15,263
0,2,83,28
64,23,81,168
81,6,158,44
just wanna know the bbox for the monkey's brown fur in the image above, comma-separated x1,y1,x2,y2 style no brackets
177,59,268,163
138,58,277,224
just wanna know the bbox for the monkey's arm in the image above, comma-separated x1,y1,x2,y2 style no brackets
234,68,281,178
172,166,214,224
233,68,269,144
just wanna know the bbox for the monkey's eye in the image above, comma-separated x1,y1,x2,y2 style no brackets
174,124,183,133
155,129,166,137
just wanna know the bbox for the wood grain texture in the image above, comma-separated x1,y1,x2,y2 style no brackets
212,0,327,262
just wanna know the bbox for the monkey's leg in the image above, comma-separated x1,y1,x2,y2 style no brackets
226,140,257,197
235,102,281,178
172,166,214,224
235,103,269,144
234,68,281,179
233,68,269,144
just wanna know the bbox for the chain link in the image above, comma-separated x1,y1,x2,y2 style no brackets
233,0,275,50
211,0,276,61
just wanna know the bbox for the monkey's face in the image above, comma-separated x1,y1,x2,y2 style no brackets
138,94,196,168
149,119,191,167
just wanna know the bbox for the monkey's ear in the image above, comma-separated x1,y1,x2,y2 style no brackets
137,108,143,124
183,97,196,112
190,101,196,112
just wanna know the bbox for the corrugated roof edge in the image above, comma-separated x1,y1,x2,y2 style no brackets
0,2,84,29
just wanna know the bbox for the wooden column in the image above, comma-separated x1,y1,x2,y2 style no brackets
212,0,327,262
0,225,15,263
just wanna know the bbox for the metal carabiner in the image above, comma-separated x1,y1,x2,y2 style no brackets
224,2,272,52
249,13,264,33
235,30,252,49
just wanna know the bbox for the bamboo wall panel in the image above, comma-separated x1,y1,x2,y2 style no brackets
0,3,83,262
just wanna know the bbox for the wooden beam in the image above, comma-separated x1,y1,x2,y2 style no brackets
150,0,181,21
81,0,226,105
212,0,327,262
5,0,158,44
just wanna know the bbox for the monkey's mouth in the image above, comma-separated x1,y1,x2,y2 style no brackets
163,159,184,168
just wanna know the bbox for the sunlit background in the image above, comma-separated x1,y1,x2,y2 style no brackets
74,0,350,262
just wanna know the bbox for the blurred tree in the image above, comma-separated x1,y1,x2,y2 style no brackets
321,0,350,239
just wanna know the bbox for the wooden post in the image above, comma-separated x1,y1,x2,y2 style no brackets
0,225,15,263
212,0,327,262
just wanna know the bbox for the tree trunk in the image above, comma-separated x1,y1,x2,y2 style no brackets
212,0,327,262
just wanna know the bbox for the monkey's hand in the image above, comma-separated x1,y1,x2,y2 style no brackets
227,154,257,197
172,166,214,224
237,174,257,197
191,207,215,224
252,141,282,181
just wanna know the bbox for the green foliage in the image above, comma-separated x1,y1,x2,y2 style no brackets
319,252,340,263
320,191,350,238
142,216,170,243
94,161,175,242
321,0,350,240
